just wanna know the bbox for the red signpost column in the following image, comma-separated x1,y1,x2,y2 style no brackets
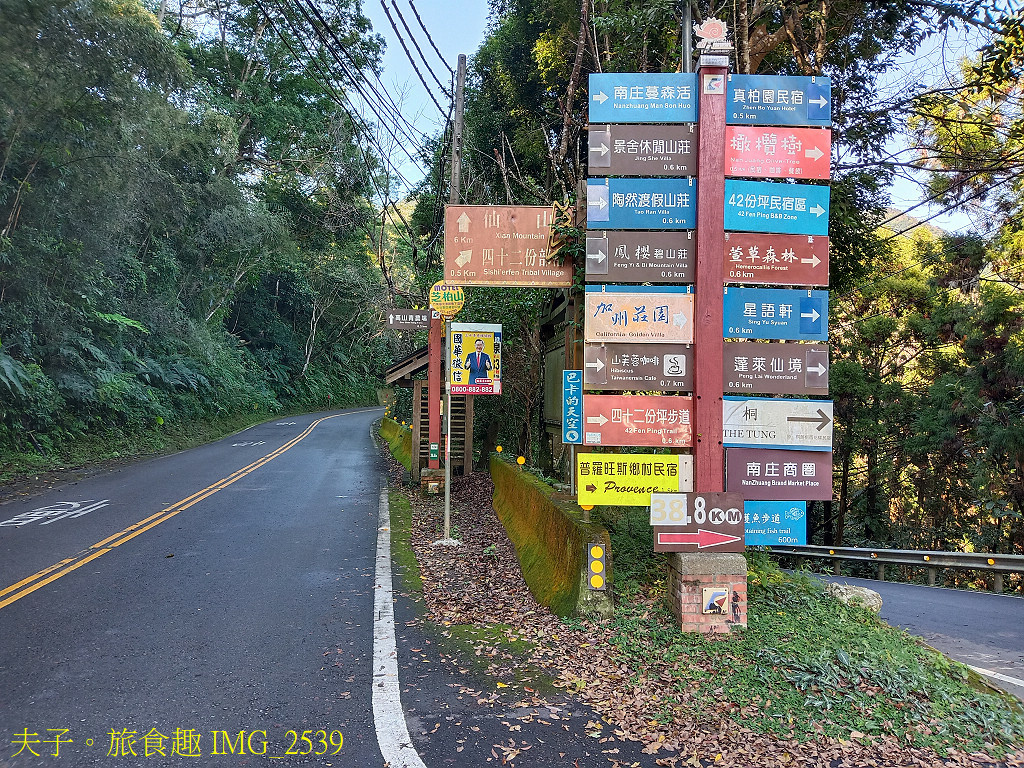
694,58,728,493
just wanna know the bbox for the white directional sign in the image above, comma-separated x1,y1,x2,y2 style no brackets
722,396,832,450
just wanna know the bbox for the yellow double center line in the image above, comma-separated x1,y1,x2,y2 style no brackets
0,412,357,611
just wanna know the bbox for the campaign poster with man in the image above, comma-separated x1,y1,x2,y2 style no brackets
449,323,502,395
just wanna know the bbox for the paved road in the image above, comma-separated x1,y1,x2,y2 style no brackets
0,409,385,767
817,574,1024,701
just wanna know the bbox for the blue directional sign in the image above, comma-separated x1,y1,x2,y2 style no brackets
726,75,831,127
588,178,697,230
744,501,807,546
724,287,828,340
562,370,583,445
724,179,829,236
589,73,698,124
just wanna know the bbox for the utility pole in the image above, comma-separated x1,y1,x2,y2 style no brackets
679,0,693,73
441,53,467,542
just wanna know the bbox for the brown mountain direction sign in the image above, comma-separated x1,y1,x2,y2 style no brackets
723,342,828,395
584,342,693,391
588,123,698,177
586,230,694,283
444,205,573,287
724,232,828,286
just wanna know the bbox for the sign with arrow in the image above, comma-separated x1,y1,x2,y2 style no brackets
723,342,828,395
727,448,832,500
724,179,829,236
726,75,831,127
724,126,831,180
582,393,693,447
585,285,694,344
584,342,693,391
588,124,697,176
577,452,694,506
588,178,697,230
723,287,828,341
586,231,694,283
589,73,698,124
562,370,583,445
443,205,572,287
722,396,833,450
651,492,745,552
724,232,828,286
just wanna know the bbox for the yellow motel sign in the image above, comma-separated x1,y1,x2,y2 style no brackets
576,453,694,506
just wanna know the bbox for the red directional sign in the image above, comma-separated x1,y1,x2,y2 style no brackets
725,126,831,180
582,394,692,447
650,491,746,552
724,232,828,286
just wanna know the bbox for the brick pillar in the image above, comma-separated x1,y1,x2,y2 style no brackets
666,552,747,634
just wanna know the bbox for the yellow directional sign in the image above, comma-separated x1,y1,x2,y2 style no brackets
576,453,694,506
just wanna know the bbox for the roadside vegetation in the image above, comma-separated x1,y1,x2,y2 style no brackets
381,439,1024,765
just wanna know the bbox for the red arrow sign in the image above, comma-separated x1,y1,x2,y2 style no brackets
656,529,741,549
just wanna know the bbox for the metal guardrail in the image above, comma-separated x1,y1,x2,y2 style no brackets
768,545,1024,593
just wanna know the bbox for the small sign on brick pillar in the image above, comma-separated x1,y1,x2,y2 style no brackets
666,552,747,633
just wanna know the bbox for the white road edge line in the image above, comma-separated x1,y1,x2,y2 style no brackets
373,483,429,768
968,665,1024,689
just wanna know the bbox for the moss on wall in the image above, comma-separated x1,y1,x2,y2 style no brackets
490,456,613,617
380,417,413,471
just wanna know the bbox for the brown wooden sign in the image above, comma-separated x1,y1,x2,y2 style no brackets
726,448,833,500
386,309,431,330
586,230,694,283
723,342,828,395
588,123,698,177
444,205,573,287
651,492,745,552
584,342,693,391
724,232,828,286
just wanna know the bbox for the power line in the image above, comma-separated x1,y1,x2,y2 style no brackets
407,0,455,76
379,0,447,115
390,0,452,97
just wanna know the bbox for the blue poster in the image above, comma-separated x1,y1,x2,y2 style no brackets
589,73,698,124
588,178,697,230
744,501,808,545
725,179,829,236
562,370,583,445
724,287,828,341
726,75,831,127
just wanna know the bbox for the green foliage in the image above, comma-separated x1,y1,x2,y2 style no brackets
605,564,1024,755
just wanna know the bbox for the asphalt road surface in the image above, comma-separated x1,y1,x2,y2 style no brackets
816,574,1024,701
0,409,386,767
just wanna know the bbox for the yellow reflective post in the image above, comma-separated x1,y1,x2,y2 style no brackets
588,543,607,591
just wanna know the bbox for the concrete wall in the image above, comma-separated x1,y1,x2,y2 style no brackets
490,456,613,617
380,417,413,471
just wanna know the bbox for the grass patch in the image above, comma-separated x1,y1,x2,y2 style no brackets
388,489,423,593
602,552,1024,757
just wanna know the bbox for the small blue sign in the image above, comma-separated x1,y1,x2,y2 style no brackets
726,75,831,127
724,287,828,341
589,73,698,124
725,179,829,236
588,178,697,230
744,501,807,546
562,370,583,445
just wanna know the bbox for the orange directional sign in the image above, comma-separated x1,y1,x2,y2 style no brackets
725,126,831,179
724,232,828,286
585,286,693,344
444,205,572,287
582,394,693,447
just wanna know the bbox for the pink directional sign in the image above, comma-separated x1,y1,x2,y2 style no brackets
582,394,693,447
724,232,828,286
725,126,831,180
726,448,833,500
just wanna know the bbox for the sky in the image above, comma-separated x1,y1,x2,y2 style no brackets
361,0,492,193
361,2,995,236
